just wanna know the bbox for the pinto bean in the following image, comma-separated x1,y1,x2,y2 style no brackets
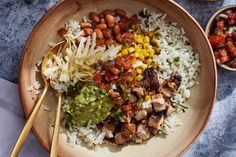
102,29,112,39
89,12,100,23
84,28,93,36
100,18,105,24
105,14,116,27
115,34,123,43
114,9,127,17
96,39,105,46
80,22,92,28
94,28,103,39
103,9,115,16
105,39,116,46
57,28,68,36
113,24,121,35
96,23,107,30
98,12,104,19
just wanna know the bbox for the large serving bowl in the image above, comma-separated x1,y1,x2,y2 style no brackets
19,0,217,156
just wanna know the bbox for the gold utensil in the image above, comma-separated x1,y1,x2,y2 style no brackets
10,42,64,157
50,92,62,157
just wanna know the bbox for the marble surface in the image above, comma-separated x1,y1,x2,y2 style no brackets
0,0,236,156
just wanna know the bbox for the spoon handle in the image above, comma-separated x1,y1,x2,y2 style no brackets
50,93,62,157
10,86,48,157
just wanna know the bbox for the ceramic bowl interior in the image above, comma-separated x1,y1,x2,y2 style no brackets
19,0,217,157
205,5,236,71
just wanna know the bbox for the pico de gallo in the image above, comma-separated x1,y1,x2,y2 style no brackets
208,9,236,68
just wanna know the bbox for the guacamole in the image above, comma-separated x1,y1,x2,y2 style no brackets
64,85,113,126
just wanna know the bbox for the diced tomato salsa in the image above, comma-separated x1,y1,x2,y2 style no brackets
208,9,236,68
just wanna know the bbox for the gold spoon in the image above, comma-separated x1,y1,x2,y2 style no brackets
10,41,64,157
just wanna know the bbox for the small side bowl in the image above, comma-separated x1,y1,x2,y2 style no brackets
205,5,236,71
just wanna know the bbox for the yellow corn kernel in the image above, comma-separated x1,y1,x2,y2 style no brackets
143,52,149,58
147,58,153,65
143,43,149,49
150,51,155,58
147,45,153,50
117,53,122,57
145,95,151,101
128,47,135,53
137,44,143,49
135,49,142,54
122,49,129,55
131,24,136,29
139,54,145,61
151,63,156,67
142,49,149,57
148,48,155,54
136,29,141,34
151,36,158,44
144,36,150,43
136,75,144,81
136,35,143,44
137,39,143,44
148,32,154,37
131,42,136,47
136,68,142,74
134,53,139,58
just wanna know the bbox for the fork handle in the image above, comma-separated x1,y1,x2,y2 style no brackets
50,93,62,157
10,86,48,157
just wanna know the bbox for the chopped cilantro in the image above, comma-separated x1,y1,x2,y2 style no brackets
174,56,180,62
112,109,124,118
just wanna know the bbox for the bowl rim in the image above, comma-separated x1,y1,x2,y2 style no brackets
205,5,236,72
18,0,217,156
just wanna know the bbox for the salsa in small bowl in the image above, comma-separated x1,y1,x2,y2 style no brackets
206,5,236,71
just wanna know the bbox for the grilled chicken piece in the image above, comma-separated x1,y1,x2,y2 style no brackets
121,123,137,139
165,103,176,116
168,75,181,91
160,88,172,98
115,132,128,145
142,101,153,113
132,87,144,97
135,110,147,121
148,114,164,130
136,124,150,140
141,119,148,124
152,103,166,112
102,123,116,138
141,68,159,91
152,94,165,104
149,127,158,135
152,94,166,112
135,137,143,144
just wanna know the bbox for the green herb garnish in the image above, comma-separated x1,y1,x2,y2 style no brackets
112,109,124,118
174,56,180,62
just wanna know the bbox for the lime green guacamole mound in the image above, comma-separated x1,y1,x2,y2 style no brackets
64,85,113,127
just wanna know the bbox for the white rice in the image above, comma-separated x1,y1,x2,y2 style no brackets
27,81,41,95
63,124,105,148
159,113,183,135
140,11,200,134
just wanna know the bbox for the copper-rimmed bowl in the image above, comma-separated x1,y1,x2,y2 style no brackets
205,5,236,71
19,0,217,157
